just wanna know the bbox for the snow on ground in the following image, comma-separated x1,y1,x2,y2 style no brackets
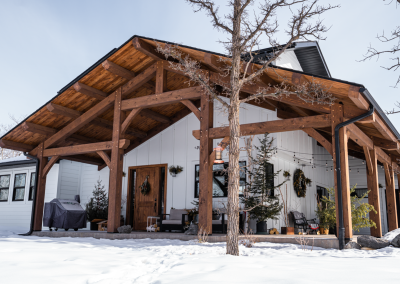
0,230,399,284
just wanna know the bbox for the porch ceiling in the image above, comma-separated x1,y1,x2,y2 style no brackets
0,35,399,167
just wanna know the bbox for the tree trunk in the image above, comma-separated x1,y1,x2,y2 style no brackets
226,0,242,256
226,101,240,256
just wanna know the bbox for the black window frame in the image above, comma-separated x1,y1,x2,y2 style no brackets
0,174,11,202
28,172,36,201
350,187,368,198
316,185,329,201
12,173,27,202
194,161,247,198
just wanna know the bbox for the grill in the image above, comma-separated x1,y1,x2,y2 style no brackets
43,196,87,231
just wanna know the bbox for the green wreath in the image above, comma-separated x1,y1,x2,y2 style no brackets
293,169,311,198
140,175,150,196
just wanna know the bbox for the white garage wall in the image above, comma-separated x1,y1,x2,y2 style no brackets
0,164,59,232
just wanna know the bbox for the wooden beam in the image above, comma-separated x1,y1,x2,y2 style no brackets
276,109,299,119
375,146,391,165
108,87,124,233
73,82,108,100
384,162,398,231
347,124,374,150
102,60,136,80
156,61,167,94
120,101,201,157
371,136,399,151
357,113,375,124
43,139,129,157
0,139,34,152
348,85,369,110
204,53,223,73
181,100,201,120
42,156,60,178
140,109,171,124
302,128,333,156
193,114,331,140
120,62,157,97
36,93,116,150
33,143,47,231
132,38,163,61
198,90,213,234
121,108,142,135
373,114,397,142
121,86,203,110
61,155,104,166
96,151,111,168
22,122,56,136
46,103,146,139
331,104,352,241
364,148,382,237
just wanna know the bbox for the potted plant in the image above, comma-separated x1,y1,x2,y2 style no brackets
278,185,294,235
86,179,109,230
240,134,288,234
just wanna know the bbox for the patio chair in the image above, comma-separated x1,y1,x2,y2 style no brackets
160,209,188,232
290,211,319,234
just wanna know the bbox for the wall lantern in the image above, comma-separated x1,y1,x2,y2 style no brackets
214,146,224,164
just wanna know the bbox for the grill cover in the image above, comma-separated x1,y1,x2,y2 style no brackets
43,198,87,229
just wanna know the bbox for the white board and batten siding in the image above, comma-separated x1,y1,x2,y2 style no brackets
0,164,59,232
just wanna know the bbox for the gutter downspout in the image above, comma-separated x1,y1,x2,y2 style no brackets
335,87,374,249
19,153,39,236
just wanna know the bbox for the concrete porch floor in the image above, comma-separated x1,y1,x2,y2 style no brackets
32,230,339,249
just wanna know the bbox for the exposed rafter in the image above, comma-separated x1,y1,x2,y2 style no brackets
73,82,108,100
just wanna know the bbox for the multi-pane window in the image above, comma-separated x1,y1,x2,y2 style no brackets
194,161,246,198
12,173,26,201
28,173,36,201
0,175,11,202
317,186,328,201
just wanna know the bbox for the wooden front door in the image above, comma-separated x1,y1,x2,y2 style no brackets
128,165,167,231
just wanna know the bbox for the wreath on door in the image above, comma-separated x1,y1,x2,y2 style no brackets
293,169,312,198
140,175,150,196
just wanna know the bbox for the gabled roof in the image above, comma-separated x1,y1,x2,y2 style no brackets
0,35,399,167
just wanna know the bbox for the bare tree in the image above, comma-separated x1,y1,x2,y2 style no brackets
360,0,400,114
0,115,23,160
157,0,337,256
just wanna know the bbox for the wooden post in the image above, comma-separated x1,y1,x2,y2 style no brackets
198,90,213,234
33,143,48,231
365,148,382,237
331,104,352,240
107,88,124,233
384,162,398,231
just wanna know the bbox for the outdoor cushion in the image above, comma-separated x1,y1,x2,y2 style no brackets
169,209,188,221
162,220,182,225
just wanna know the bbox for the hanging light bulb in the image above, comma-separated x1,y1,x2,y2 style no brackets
350,168,352,172
362,160,365,165
213,146,224,164
331,167,333,172
326,161,327,166
326,168,328,172
357,169,359,173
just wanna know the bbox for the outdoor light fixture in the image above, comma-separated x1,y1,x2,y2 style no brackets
214,146,224,164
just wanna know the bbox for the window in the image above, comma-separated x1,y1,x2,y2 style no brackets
0,175,11,202
28,173,36,201
317,186,328,201
265,163,274,197
12,173,26,201
351,188,368,198
194,161,246,198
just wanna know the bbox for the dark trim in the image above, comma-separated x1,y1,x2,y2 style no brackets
334,101,374,250
0,160,36,169
19,153,39,236
12,173,27,202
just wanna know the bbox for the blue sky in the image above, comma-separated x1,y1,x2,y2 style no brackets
0,0,399,130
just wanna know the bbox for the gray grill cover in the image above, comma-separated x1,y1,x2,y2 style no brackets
43,198,87,229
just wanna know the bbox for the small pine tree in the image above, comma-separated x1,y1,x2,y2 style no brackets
86,179,109,221
241,133,287,224
316,186,377,232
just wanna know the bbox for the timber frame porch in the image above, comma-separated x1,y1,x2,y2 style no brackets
0,35,398,242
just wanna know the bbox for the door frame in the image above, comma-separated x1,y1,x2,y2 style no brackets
125,164,168,228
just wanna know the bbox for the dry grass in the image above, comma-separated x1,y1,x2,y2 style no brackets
197,226,210,243
239,229,258,248
295,234,314,251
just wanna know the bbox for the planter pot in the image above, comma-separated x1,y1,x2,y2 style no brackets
319,228,329,235
256,221,268,234
281,227,294,235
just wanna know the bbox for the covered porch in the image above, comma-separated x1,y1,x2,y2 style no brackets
0,36,398,247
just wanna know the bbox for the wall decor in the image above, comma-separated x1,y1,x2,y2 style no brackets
169,165,184,177
140,175,150,196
